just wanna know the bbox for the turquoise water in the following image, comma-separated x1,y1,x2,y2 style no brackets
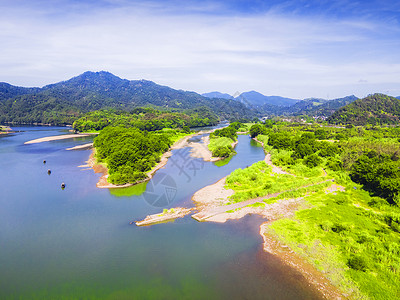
0,127,324,299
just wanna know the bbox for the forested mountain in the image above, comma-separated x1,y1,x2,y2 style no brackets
327,94,400,125
0,83,40,101
0,71,257,124
283,95,358,117
202,91,234,100
236,91,300,107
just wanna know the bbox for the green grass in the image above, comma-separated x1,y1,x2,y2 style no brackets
109,182,148,197
266,186,400,299
208,136,234,152
225,161,331,204
161,130,193,145
221,131,400,299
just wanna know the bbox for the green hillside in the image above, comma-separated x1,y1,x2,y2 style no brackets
0,71,256,125
328,94,400,125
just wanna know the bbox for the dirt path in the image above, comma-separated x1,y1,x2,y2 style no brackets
253,137,294,175
264,153,294,175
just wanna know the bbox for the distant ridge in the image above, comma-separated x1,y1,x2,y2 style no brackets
284,95,358,117
327,93,400,125
235,91,300,107
202,91,234,100
0,82,40,101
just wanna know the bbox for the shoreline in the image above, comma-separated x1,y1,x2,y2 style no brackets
190,134,239,162
189,170,345,299
66,143,93,150
88,130,238,189
260,225,344,299
88,132,199,189
253,136,293,175
135,207,194,226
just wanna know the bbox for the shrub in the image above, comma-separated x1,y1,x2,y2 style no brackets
347,255,368,272
303,154,322,168
212,146,234,158
325,159,343,171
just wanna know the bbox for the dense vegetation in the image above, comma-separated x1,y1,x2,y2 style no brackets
72,107,218,132
328,94,400,125
254,95,358,117
0,71,257,125
223,121,400,299
87,107,219,185
208,122,242,158
94,127,174,184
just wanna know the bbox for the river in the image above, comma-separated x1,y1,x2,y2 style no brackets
0,126,324,299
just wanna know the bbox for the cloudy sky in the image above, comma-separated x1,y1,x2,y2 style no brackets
1,0,400,99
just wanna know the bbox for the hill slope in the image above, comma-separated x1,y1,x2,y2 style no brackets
236,91,300,107
0,83,40,101
285,95,358,117
0,71,256,124
327,94,400,125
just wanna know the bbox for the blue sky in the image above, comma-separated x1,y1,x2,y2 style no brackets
1,0,400,99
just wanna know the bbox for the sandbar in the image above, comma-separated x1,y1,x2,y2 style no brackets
25,133,97,144
135,207,194,226
66,143,93,150
189,135,238,162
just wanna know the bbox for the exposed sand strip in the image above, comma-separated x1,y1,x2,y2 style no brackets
264,153,294,175
189,135,219,162
253,137,294,175
66,143,93,150
189,135,238,162
25,133,97,144
135,207,194,226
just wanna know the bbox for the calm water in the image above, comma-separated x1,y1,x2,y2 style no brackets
0,127,324,299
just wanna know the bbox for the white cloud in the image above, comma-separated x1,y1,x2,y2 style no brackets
0,1,399,98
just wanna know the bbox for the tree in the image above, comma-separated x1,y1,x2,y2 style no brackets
249,124,267,138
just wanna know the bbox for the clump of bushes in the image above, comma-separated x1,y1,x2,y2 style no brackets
212,145,235,158
347,255,368,272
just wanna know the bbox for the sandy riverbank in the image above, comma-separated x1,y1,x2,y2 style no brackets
260,225,344,299
253,137,293,175
192,176,234,207
24,133,97,144
189,135,239,162
189,162,345,298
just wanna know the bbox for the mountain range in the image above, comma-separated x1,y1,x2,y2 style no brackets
1,71,398,126
0,71,257,124
203,90,358,117
202,90,300,107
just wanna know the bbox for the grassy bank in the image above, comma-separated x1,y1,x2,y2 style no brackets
220,122,400,299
